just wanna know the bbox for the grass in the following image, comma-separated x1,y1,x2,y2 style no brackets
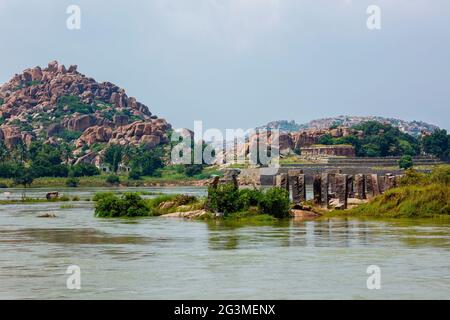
145,194,205,216
326,165,450,219
60,204,75,209
0,166,223,188
279,155,317,165
0,197,77,205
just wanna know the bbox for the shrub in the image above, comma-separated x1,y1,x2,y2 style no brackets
106,174,120,185
93,192,116,202
183,164,204,177
70,163,100,177
430,165,450,185
399,155,413,169
128,169,142,180
258,188,291,218
400,169,429,186
207,185,291,218
207,184,241,214
344,183,450,218
0,162,23,178
94,193,150,217
237,188,263,210
66,177,79,187
60,195,70,201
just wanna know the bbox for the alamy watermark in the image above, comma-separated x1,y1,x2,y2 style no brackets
66,265,81,290
367,5,382,30
66,5,81,30
366,265,381,290
170,121,280,172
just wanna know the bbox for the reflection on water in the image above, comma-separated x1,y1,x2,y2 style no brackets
2,228,155,245
0,187,449,299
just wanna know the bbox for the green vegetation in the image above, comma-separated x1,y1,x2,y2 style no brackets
422,129,449,160
66,177,79,187
69,164,100,177
106,174,120,185
55,130,83,142
94,193,202,218
56,95,97,116
399,155,413,169
95,193,150,217
207,184,291,218
0,141,100,184
332,165,450,218
318,121,420,157
0,126,219,188
317,121,450,160
93,185,291,220
13,168,34,199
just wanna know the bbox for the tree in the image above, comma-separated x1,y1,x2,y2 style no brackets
13,168,34,200
0,142,10,162
399,155,413,170
66,176,80,187
69,163,100,177
422,129,449,160
131,146,164,177
128,168,142,180
258,188,291,218
104,145,124,173
183,164,204,177
106,174,120,185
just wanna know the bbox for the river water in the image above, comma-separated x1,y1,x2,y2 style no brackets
0,187,449,299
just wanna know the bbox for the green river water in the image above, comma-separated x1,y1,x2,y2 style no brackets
0,187,449,299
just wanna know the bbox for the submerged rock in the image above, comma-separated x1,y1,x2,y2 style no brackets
37,213,57,218
162,210,208,219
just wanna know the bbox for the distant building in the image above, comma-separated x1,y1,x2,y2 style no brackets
300,145,356,157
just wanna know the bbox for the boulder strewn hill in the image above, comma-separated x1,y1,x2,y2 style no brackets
258,116,439,137
0,61,171,163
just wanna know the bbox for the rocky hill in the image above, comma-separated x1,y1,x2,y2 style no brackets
0,61,171,163
258,116,439,136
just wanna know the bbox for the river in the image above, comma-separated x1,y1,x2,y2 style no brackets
0,187,449,299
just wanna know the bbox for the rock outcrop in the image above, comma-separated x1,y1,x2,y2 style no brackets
0,61,171,163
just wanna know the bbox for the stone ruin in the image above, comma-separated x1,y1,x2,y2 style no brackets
276,170,403,210
208,168,402,211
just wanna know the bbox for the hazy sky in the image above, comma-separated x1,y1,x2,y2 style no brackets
0,0,449,131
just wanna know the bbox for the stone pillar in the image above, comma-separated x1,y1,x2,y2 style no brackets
313,174,322,205
378,175,386,194
347,175,354,198
335,174,348,209
371,174,380,196
385,174,396,190
276,173,289,191
321,173,329,208
365,174,372,198
329,174,337,197
224,169,240,189
288,170,301,204
299,174,306,203
355,174,366,199
210,175,220,189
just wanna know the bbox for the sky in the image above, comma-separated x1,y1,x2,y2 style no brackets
0,0,449,131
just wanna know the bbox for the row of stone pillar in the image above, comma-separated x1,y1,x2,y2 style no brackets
275,171,402,210
275,170,306,205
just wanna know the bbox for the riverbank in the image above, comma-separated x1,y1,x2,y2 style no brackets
0,175,209,188
326,165,450,219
